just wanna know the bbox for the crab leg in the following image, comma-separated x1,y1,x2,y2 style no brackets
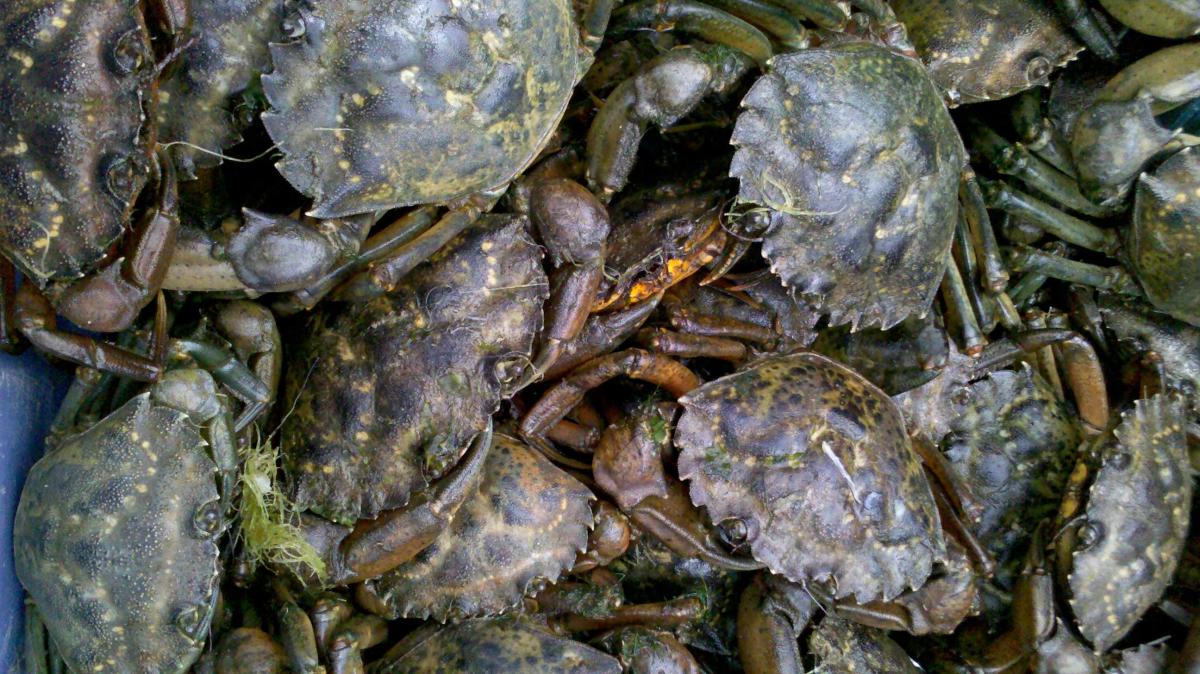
13,283,162,381
662,287,778,343
327,614,388,674
279,207,435,312
636,328,750,362
968,122,1119,218
555,596,705,632
1010,90,1077,176
276,600,321,674
941,256,986,356
1007,245,1141,296
333,195,496,302
0,259,21,353
213,301,282,429
737,573,814,674
324,422,494,585
960,170,1010,293
521,349,702,443
1022,310,1066,398
56,154,179,333
543,297,662,380
609,1,774,64
984,182,1119,255
1052,0,1120,62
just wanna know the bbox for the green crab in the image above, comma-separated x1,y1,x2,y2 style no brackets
14,303,275,674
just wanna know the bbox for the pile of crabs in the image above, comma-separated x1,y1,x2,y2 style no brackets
3,0,1200,672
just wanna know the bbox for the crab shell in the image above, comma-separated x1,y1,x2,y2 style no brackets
0,0,155,284
261,0,582,217
1129,147,1200,327
359,434,593,622
373,618,621,674
730,42,963,330
156,0,283,179
14,392,225,674
1069,393,1192,652
676,352,945,603
891,0,1081,106
281,214,547,525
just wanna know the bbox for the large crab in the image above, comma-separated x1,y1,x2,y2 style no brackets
14,303,275,674
244,0,617,301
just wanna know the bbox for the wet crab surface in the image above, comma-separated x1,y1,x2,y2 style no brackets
4,1,1200,673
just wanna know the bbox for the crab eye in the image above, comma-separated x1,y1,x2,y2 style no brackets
192,499,223,538
111,29,148,75
1077,521,1103,551
1109,452,1132,471
174,603,209,641
718,518,752,547
103,153,143,204
1025,55,1052,85
491,354,527,389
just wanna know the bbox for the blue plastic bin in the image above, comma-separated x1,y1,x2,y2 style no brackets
0,350,70,670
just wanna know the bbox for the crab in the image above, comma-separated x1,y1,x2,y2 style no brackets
1054,392,1193,652
247,0,617,298
890,0,1082,106
582,0,999,331
14,303,275,674
355,432,594,622
522,350,953,604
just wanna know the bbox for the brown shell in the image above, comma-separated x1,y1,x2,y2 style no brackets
157,0,282,179
373,619,621,674
359,434,593,621
675,353,944,602
1069,393,1192,651
14,393,222,674
808,618,922,674
730,43,962,329
282,215,547,524
892,0,1081,105
261,0,580,217
0,0,154,283
1129,148,1200,326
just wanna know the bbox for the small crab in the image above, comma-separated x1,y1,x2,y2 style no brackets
1054,392,1193,652
891,0,1082,106
675,352,945,601
356,432,594,622
14,305,274,674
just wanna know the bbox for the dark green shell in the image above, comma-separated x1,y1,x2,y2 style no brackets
675,353,944,602
892,0,1080,105
373,619,621,674
730,42,963,329
1129,148,1200,326
261,0,580,217
1069,394,1192,651
282,215,547,524
157,0,282,179
941,366,1079,571
808,618,922,673
0,0,154,283
14,393,222,674
360,434,592,621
